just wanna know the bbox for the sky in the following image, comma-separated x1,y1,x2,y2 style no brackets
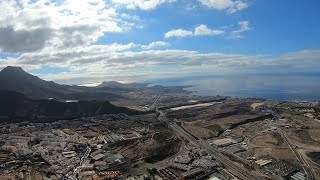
0,0,320,85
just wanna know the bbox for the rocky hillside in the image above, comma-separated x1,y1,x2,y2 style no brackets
0,90,140,123
0,66,123,101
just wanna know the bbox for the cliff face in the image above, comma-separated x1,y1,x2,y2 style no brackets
0,90,139,123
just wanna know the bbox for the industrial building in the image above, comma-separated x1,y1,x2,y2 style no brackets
206,171,225,180
62,151,77,158
80,164,94,171
264,161,297,177
179,167,204,180
93,154,104,161
207,177,220,180
94,161,107,167
92,171,122,180
90,149,102,158
80,171,96,177
255,159,272,167
290,171,306,180
169,162,191,171
158,168,179,180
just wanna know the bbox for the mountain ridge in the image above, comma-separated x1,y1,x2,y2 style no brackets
0,66,191,101
0,66,124,101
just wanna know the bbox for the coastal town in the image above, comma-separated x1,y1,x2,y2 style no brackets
0,95,319,180
0,0,319,179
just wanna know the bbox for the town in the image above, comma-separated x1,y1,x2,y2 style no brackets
0,95,319,180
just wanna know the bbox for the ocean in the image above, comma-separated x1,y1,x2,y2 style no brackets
148,74,320,101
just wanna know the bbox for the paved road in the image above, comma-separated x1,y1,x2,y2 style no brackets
156,108,261,180
72,146,91,178
169,122,261,180
149,95,162,110
280,129,315,180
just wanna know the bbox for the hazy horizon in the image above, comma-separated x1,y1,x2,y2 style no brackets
147,73,320,101
0,0,320,86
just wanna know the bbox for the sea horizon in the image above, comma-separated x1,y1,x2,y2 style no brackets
147,73,320,101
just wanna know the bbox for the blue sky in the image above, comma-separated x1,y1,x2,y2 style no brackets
0,0,320,85
103,0,320,55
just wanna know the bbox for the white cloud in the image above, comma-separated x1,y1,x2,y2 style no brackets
164,29,193,38
198,0,233,10
112,0,176,10
228,0,248,13
0,1,317,85
185,3,197,11
165,25,224,38
198,0,248,13
142,41,169,49
194,24,224,36
0,0,137,53
2,44,320,84
231,21,251,38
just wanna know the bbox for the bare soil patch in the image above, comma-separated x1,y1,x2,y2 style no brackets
251,134,277,147
308,129,320,142
251,102,265,110
253,147,272,158
271,147,295,160
183,123,211,139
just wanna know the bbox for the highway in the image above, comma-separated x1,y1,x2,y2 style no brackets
169,122,261,180
149,95,162,111
156,108,261,180
280,129,315,180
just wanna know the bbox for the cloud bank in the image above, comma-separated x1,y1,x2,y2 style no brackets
198,0,248,13
165,24,224,38
0,0,319,85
